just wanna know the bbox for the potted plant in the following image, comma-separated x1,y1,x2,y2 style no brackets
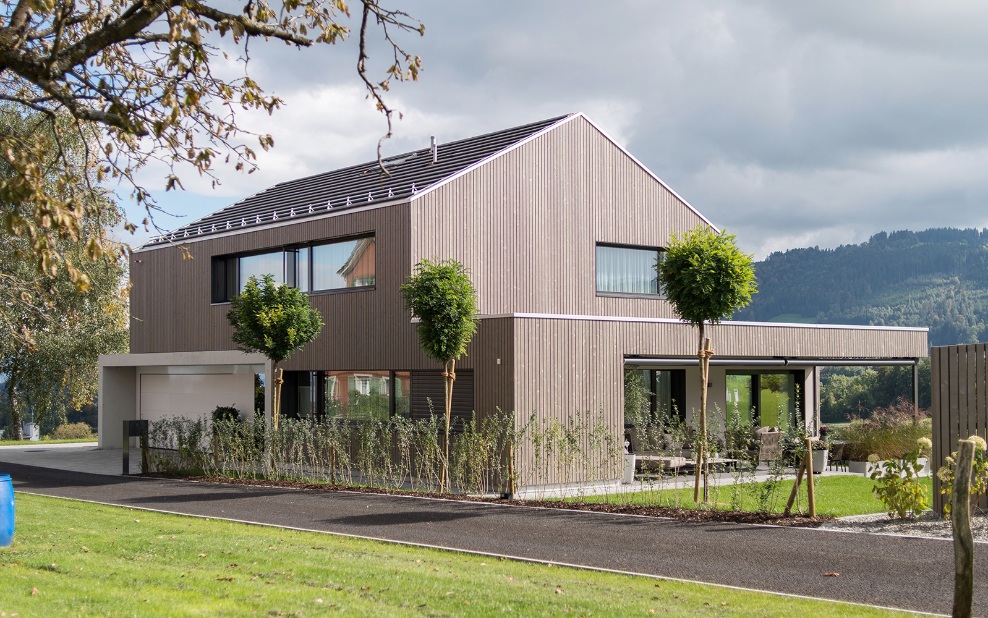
811,438,828,474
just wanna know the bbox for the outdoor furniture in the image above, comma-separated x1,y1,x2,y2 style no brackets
828,440,849,472
754,428,782,464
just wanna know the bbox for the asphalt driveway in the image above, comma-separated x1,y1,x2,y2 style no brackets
4,462,984,616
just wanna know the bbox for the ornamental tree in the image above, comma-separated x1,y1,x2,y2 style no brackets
0,0,423,280
401,258,477,494
227,274,324,429
658,227,756,502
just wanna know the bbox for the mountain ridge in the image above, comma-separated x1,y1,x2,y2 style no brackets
735,227,988,346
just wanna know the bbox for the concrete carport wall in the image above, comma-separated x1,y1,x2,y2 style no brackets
98,351,271,449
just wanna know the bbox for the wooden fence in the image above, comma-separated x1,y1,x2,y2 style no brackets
931,343,988,514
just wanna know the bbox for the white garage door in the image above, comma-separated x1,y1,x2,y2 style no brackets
139,374,255,423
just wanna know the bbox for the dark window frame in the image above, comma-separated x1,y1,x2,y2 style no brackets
595,242,665,298
210,232,376,304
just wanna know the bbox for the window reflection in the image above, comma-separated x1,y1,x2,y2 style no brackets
239,251,284,292
324,370,392,421
312,237,376,291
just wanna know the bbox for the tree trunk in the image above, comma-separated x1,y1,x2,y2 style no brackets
694,326,710,503
440,359,456,494
952,439,975,618
7,383,23,441
272,365,283,430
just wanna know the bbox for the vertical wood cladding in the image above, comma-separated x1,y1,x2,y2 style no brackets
410,114,707,319
509,316,927,485
931,343,988,514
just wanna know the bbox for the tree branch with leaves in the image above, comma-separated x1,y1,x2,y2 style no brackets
0,0,423,278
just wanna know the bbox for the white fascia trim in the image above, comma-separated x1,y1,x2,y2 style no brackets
408,114,579,203
477,312,929,333
136,198,408,253
576,113,719,232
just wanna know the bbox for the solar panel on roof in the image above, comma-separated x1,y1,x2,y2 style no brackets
146,114,570,245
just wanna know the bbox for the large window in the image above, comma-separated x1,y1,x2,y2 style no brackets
596,244,661,295
726,371,801,428
623,368,686,427
211,235,375,303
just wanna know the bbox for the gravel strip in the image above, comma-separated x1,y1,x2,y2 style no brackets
821,511,988,541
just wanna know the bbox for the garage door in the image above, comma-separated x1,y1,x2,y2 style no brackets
139,374,255,423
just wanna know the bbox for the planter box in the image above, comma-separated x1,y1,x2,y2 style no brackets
811,449,828,474
848,460,870,475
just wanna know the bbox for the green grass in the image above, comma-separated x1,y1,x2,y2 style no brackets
0,438,96,447
0,493,915,617
573,475,934,517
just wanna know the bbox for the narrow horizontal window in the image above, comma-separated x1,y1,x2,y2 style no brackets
596,244,660,295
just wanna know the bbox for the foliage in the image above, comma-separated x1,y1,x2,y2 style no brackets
737,227,988,346
211,405,240,424
6,494,897,618
658,228,757,328
227,274,324,365
49,422,97,441
869,438,930,519
937,435,988,519
0,108,129,437
0,0,423,275
834,399,932,461
623,369,653,426
400,258,478,493
401,259,478,366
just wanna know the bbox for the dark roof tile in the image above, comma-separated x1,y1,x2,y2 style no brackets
149,114,570,244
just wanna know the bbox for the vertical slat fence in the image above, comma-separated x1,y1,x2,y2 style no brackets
932,343,988,514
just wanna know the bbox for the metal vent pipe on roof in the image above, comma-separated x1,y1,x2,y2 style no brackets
431,136,437,163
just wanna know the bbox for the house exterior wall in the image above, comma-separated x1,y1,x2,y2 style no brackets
508,315,927,485
411,115,706,318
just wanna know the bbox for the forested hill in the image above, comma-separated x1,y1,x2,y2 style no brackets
734,228,988,346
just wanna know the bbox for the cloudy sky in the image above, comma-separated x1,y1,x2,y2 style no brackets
129,1,988,259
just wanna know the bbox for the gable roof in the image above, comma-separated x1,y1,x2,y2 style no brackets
146,114,571,246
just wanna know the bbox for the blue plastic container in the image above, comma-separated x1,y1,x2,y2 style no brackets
0,474,14,547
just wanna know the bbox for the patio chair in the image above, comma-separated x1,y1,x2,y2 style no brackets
754,428,782,465
828,441,849,472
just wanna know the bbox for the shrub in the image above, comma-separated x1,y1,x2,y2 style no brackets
50,422,97,440
835,398,931,460
937,434,988,519
870,438,930,519
212,405,240,423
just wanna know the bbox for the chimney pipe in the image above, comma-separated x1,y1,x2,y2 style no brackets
430,136,437,163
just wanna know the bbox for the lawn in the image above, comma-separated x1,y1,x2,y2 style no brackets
573,475,934,518
0,493,917,617
0,438,96,447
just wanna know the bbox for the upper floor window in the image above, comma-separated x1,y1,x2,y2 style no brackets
212,235,375,303
596,244,661,295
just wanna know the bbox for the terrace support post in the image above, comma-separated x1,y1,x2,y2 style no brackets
952,439,975,618
913,361,920,417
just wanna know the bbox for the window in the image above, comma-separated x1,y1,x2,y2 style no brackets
211,235,375,303
623,368,686,428
312,237,376,291
726,371,802,428
596,244,661,295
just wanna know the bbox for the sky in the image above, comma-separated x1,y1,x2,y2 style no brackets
126,1,988,260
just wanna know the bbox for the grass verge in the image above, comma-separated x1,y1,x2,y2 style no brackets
573,475,934,518
0,493,915,617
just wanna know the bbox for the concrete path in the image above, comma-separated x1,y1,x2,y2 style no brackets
0,454,983,616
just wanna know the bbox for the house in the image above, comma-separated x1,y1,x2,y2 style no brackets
99,113,928,487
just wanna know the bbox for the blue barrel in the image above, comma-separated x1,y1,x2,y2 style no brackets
0,474,13,546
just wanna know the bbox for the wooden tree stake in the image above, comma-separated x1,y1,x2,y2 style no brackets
952,439,976,618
